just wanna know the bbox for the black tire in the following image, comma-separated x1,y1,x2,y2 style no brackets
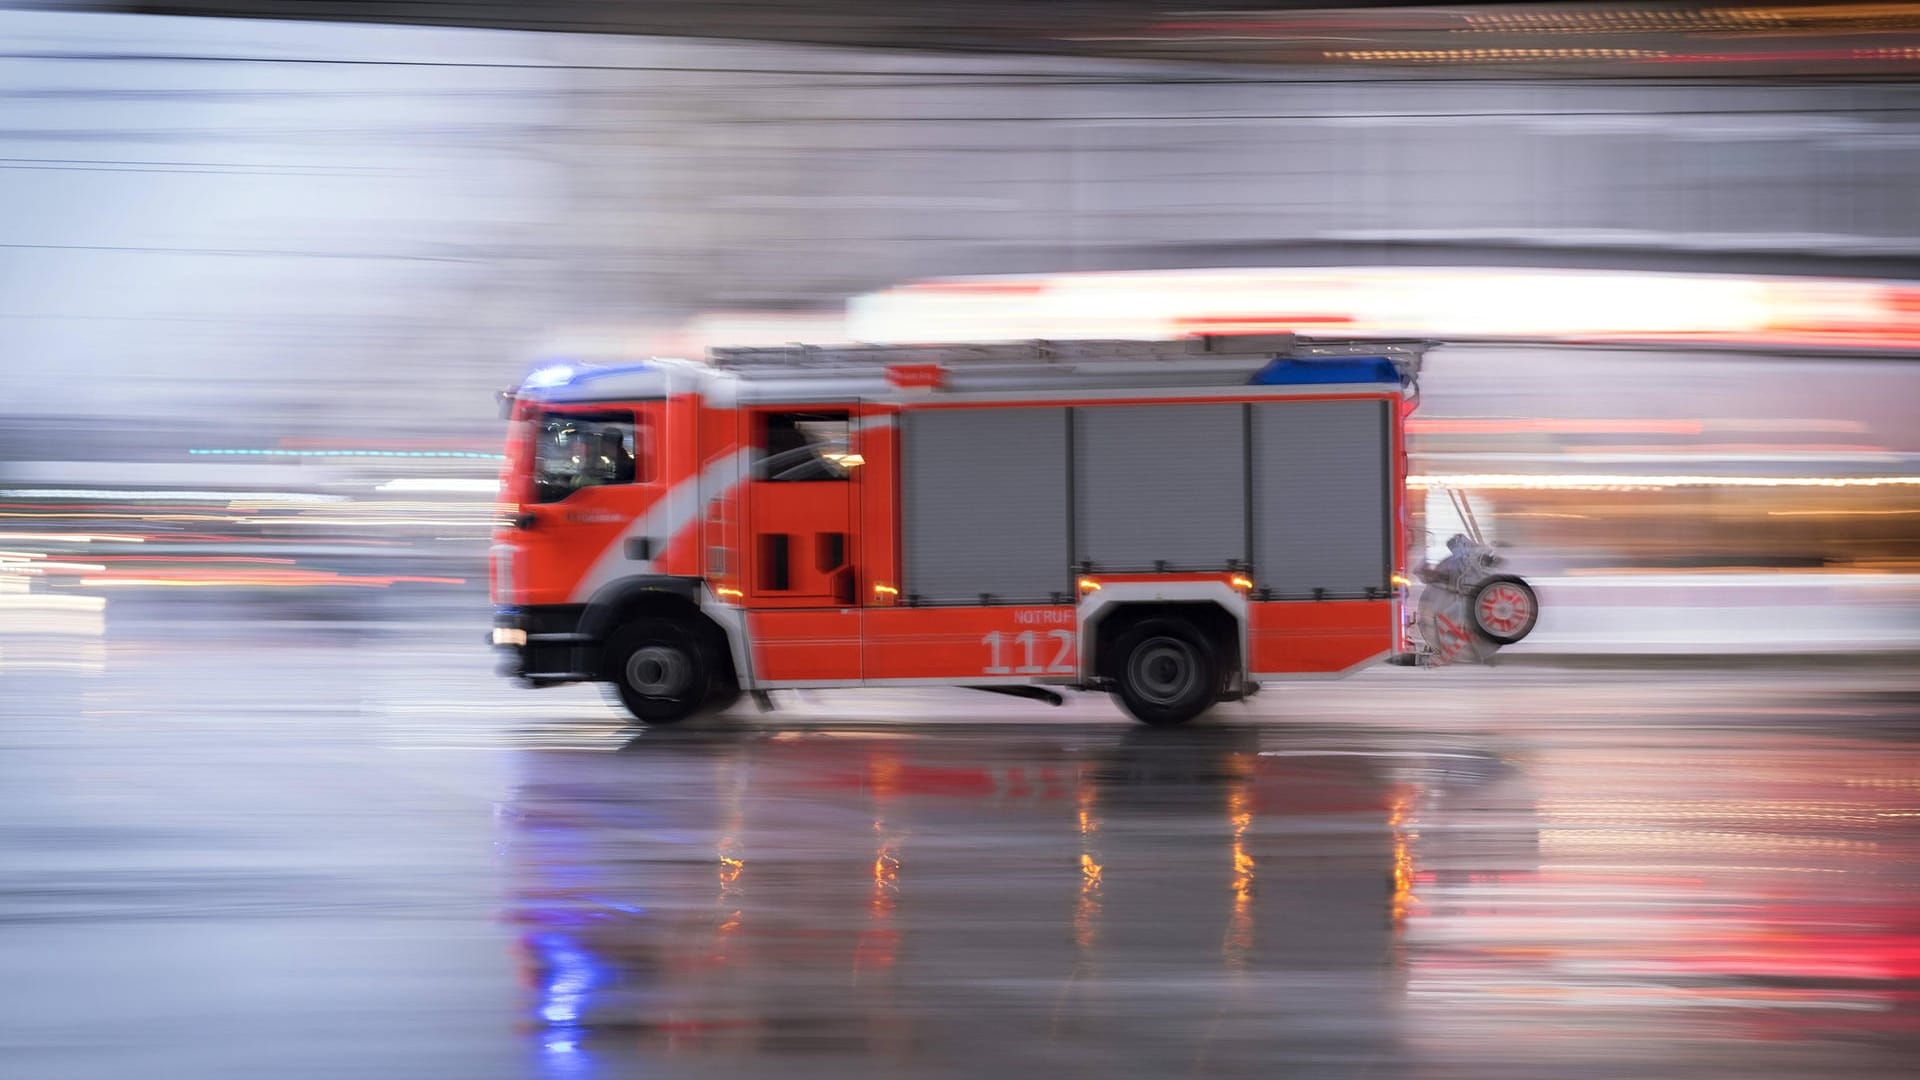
601,618,712,725
1110,618,1219,728
1467,575,1538,646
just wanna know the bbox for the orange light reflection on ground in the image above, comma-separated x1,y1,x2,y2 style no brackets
1224,783,1255,965
1074,777,1103,952
1389,788,1419,929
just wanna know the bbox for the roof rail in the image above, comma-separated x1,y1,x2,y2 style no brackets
707,334,1433,372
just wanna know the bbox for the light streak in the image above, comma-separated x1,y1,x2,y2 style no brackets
1499,512,1597,520
852,269,1920,350
90,556,299,564
0,533,143,542
374,479,501,493
0,593,105,612
1411,473,1920,491
0,489,348,503
191,448,504,459
1767,508,1920,517
1326,47,1667,62
0,512,247,523
78,572,463,588
1409,418,1705,436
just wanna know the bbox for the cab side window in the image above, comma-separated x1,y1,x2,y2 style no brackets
532,411,645,503
756,411,852,482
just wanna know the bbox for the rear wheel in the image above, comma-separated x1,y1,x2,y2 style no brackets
602,618,712,725
1110,619,1218,727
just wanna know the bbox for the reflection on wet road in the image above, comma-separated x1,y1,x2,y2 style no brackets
511,722,1416,1078
508,716,1920,1079
4,632,1920,1078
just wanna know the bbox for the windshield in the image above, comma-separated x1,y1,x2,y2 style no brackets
532,412,640,503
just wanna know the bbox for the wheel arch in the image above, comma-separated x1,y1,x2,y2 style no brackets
1078,584,1246,689
580,576,742,688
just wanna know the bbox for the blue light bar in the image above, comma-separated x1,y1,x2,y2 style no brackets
1249,356,1401,385
522,364,577,389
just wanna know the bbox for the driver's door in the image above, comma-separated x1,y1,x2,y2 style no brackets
514,405,658,607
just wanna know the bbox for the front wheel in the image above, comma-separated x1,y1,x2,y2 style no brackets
1110,619,1219,728
602,618,712,725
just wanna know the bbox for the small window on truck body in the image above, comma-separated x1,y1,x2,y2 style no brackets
756,411,852,482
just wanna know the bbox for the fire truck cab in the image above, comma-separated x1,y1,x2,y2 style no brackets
491,334,1448,726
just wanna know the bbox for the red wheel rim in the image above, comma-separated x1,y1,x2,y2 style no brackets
1475,583,1533,636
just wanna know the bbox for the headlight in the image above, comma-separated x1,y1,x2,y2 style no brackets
492,627,527,647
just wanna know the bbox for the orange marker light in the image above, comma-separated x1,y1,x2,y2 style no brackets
1077,577,1102,593
715,586,744,600
873,583,899,597
1229,574,1254,591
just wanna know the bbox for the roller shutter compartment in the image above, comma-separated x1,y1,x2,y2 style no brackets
902,407,1069,604
1074,403,1246,572
1250,399,1390,598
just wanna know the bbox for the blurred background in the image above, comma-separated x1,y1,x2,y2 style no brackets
6,5,1920,1080
3,1,1919,662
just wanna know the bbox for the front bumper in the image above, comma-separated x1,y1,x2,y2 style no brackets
492,605,595,684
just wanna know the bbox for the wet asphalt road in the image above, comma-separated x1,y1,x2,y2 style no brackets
4,613,1920,1079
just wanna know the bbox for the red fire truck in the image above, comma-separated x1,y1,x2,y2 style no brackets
489,334,1536,726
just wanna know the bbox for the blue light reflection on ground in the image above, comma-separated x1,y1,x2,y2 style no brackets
535,931,601,1027
529,930,608,1077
